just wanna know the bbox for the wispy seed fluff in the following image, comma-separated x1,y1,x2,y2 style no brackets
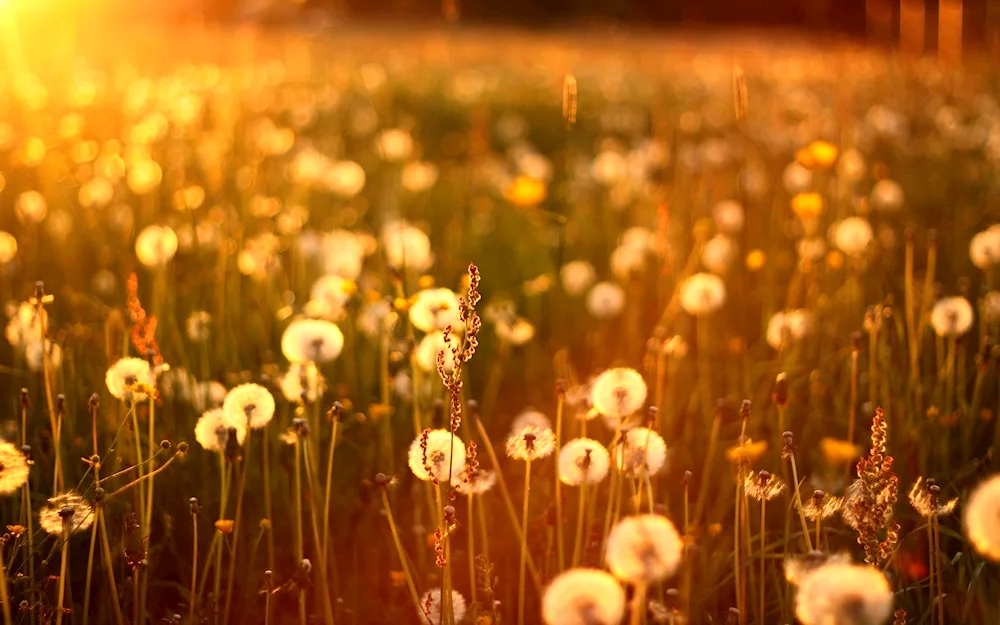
452,468,497,495
105,357,154,401
542,568,626,625
615,428,668,476
969,225,1000,269
605,514,683,584
382,220,433,271
408,429,466,483
409,288,464,333
590,368,647,426
506,426,557,461
223,383,275,430
765,309,814,350
832,217,873,257
964,473,1000,561
0,438,30,494
135,225,178,268
418,589,466,625
559,438,610,486
560,260,597,296
930,296,974,338
585,281,625,319
678,272,726,316
794,562,893,625
414,332,457,373
194,408,247,453
510,409,552,436
280,318,345,364
38,492,94,535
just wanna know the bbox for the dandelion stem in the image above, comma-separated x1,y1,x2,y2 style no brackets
693,411,722,526
846,348,859,483
301,439,337,625
759,501,766,625
467,494,477,608
294,437,306,625
83,485,100,625
934,516,945,625
787,456,814,552
262,430,275,576
321,418,340,585
733,471,743,625
0,542,12,625
105,450,183,501
189,508,198,623
554,391,565,572
572,482,587,567
223,429,253,625
517,458,532,625
54,526,70,625
380,489,424,620
198,532,220,605
97,509,124,625
435,484,454,625
130,404,146,535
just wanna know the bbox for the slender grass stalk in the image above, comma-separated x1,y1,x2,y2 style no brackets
629,582,647,625
733,471,743,625
787,454,814,552
55,526,70,625
321,412,341,582
83,493,100,625
302,438,337,625
477,495,491,566
434,485,454,625
517,458,532,625
927,520,936,625
467,494,477,609
933,516,945,625
139,397,157,625
379,488,424,619
693,410,722,526
222,430,253,625
130,405,146,536
472,416,542,591
132,568,140,625
189,505,199,623
572,482,588,567
0,542,12,625
759,500,767,625
600,455,621,565
197,532,220,605
554,389,565,572
97,509,124,625
846,346,859,482
262,430,275,576
294,436,306,625
692,316,715,525
264,570,273,625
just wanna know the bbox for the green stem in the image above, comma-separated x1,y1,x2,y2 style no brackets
302,439,337,625
222,429,253,625
572,482,588,568
321,419,340,580
518,459,532,625
788,455,814,552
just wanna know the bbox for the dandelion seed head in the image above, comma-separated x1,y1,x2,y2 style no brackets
586,281,626,319
408,429,466,483
135,225,178,268
0,439,30,494
591,368,647,425
319,230,368,278
870,179,904,212
908,477,958,518
832,217,873,257
321,160,366,198
506,426,556,461
794,562,893,625
401,161,439,193
542,568,626,625
766,309,813,350
495,316,535,345
38,493,93,535
744,470,786,501
105,357,154,402
25,339,62,372
606,514,683,584
452,467,497,495
0,231,17,264
610,244,647,279
185,311,212,342
560,260,597,296
838,148,866,182
281,318,344,364
615,428,668,477
382,221,433,271
223,383,275,430
195,408,247,452
782,161,813,194
376,129,413,163
802,490,844,521
970,225,1000,269
559,438,610,486
510,409,552,436
409,288,463,333
712,200,744,235
678,273,726,316
279,363,326,404
702,234,737,275
930,296,974,338
418,589,466,625
307,276,355,320
783,551,852,586
414,331,457,373
964,473,1000,561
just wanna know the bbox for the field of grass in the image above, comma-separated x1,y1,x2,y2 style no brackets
0,23,1000,625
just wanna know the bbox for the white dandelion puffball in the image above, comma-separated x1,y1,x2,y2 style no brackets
195,408,247,452
970,225,1000,269
794,563,893,625
401,161,439,193
586,281,626,319
506,426,557,461
615,427,668,476
930,297,974,338
418,589,466,625
605,514,683,584
985,291,1000,324
0,231,17,264
559,438,611,486
964,474,1000,561
679,272,726,316
592,150,628,186
452,467,498,495
870,179,904,212
223,383,276,430
782,161,813,194
105,357,154,401
308,276,354,319
281,319,345,364
382,221,433,271
495,316,535,345
542,568,625,625
38,493,94,536
838,148,866,182
832,217,873,257
25,340,62,372
414,331,457,373
322,160,366,198
16,191,48,224
410,288,463,333
765,309,814,350
0,439,30,495
5,303,46,348
712,200,744,235
135,225,179,268
408,429,466,483
510,409,552,435
610,244,646,279
280,363,326,403
591,368,647,425
702,234,737,275
560,260,597,296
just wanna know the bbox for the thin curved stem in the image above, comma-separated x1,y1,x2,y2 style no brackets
517,459,532,625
